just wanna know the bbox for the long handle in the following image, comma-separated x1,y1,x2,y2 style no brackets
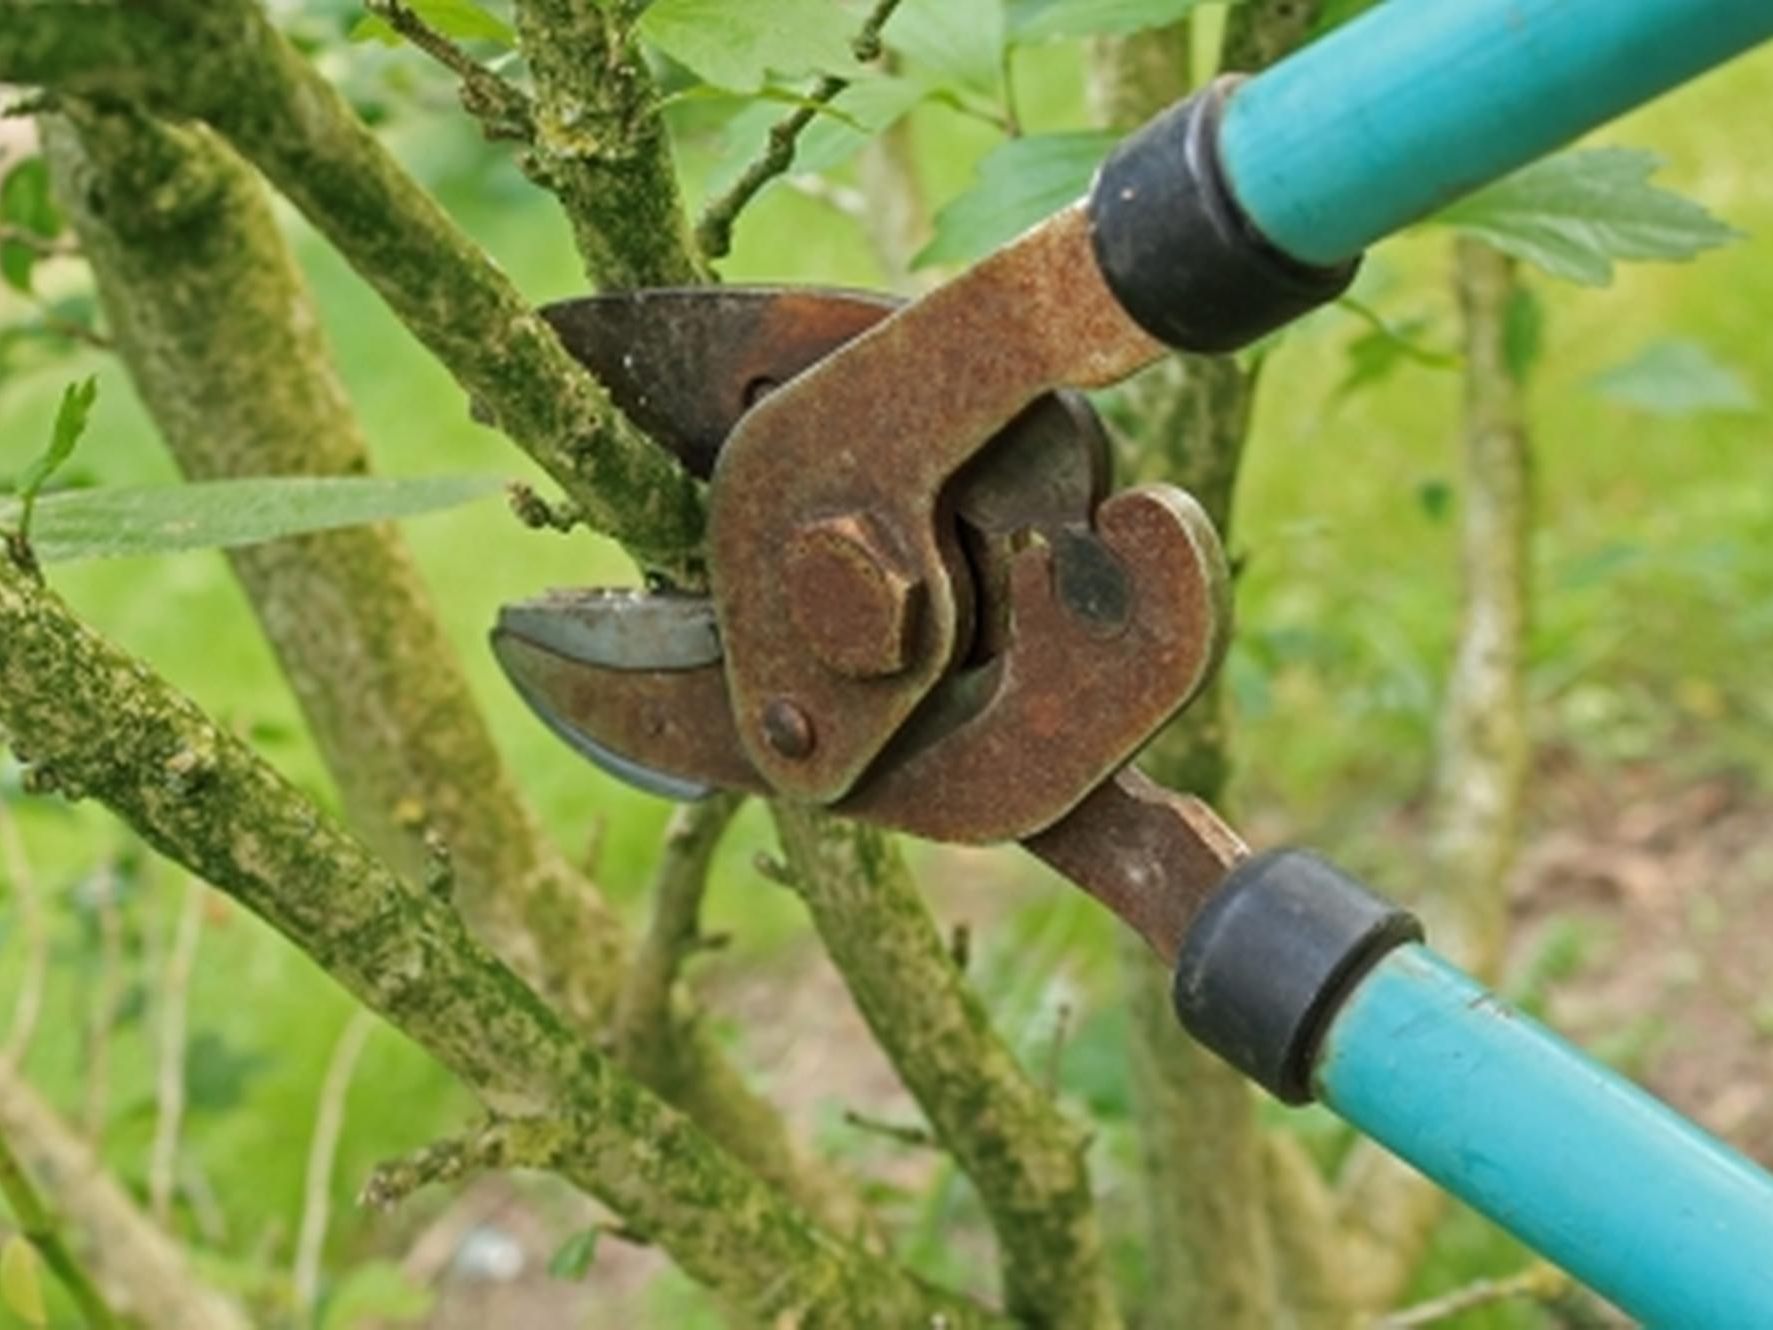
1174,852,1773,1327
1084,0,1773,354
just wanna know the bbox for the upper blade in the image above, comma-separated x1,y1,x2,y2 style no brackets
541,287,898,479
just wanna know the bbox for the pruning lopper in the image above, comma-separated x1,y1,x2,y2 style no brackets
493,2,1773,1322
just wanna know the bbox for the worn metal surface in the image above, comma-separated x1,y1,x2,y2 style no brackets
710,206,1166,804
1025,769,1247,966
496,589,721,671
540,287,897,479
840,484,1229,843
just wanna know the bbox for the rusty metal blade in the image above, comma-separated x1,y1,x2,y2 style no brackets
491,592,767,801
541,287,898,479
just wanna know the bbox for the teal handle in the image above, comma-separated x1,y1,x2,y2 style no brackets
1221,0,1773,266
1317,945,1773,1327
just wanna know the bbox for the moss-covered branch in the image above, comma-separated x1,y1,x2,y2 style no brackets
773,806,1119,1329
0,554,993,1328
511,0,706,288
43,95,853,1232
0,0,704,571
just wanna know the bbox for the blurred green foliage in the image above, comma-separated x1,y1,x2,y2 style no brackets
0,2,1768,1325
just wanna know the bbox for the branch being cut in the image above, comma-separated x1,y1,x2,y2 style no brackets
512,0,706,288
773,805,1120,1329
0,554,992,1328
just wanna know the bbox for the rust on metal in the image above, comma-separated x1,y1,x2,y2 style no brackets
540,287,897,479
710,205,1166,804
783,512,926,680
839,484,1229,843
1024,769,1248,967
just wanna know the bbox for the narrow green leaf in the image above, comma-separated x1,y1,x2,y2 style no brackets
0,474,503,564
1311,0,1383,37
0,1236,46,1329
1334,298,1458,397
1,159,61,240
886,0,1006,98
639,0,862,94
1437,148,1742,286
1587,339,1759,416
349,13,402,44
914,131,1116,269
547,1227,601,1281
1008,0,1200,43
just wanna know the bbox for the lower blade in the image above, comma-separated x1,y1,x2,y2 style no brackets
492,591,766,801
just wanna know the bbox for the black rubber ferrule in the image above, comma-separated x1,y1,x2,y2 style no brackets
1172,850,1423,1105
1088,78,1360,355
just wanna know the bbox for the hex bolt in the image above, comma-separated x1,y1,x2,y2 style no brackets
782,513,926,679
761,698,816,760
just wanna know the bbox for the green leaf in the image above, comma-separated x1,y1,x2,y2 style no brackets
915,131,1116,269
1587,339,1759,416
352,0,515,46
15,375,97,538
1416,479,1453,524
0,1236,46,1328
1,159,61,240
1311,0,1383,37
639,0,862,94
0,240,34,295
1008,0,1200,43
185,1030,271,1116
1437,147,1741,286
886,0,1006,98
547,1227,601,1281
0,473,503,564
1334,298,1458,397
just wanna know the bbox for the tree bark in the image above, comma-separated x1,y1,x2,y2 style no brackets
0,554,996,1329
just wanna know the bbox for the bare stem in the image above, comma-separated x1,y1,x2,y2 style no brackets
366,0,534,141
1377,1264,1570,1328
0,802,47,1067
149,876,204,1226
294,1010,378,1319
696,0,907,261
81,867,123,1145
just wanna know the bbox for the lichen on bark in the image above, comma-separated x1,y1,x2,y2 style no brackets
0,555,996,1329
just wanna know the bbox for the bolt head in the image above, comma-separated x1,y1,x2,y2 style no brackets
783,513,925,679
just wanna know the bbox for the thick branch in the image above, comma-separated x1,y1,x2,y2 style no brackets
43,103,851,1223
0,557,993,1328
773,806,1119,1329
2,0,704,569
0,1071,247,1330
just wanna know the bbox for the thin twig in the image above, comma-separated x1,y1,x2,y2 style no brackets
1376,1263,1570,1328
0,802,46,1067
82,868,123,1144
365,0,534,142
612,794,742,1071
842,1109,936,1150
0,226,76,258
149,876,205,1226
359,1119,536,1213
0,1121,121,1329
696,0,906,260
293,1010,376,1320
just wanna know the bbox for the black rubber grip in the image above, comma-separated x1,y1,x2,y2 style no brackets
1172,850,1423,1104
1087,77,1360,355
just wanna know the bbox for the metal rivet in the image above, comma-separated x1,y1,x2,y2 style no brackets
761,698,816,760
